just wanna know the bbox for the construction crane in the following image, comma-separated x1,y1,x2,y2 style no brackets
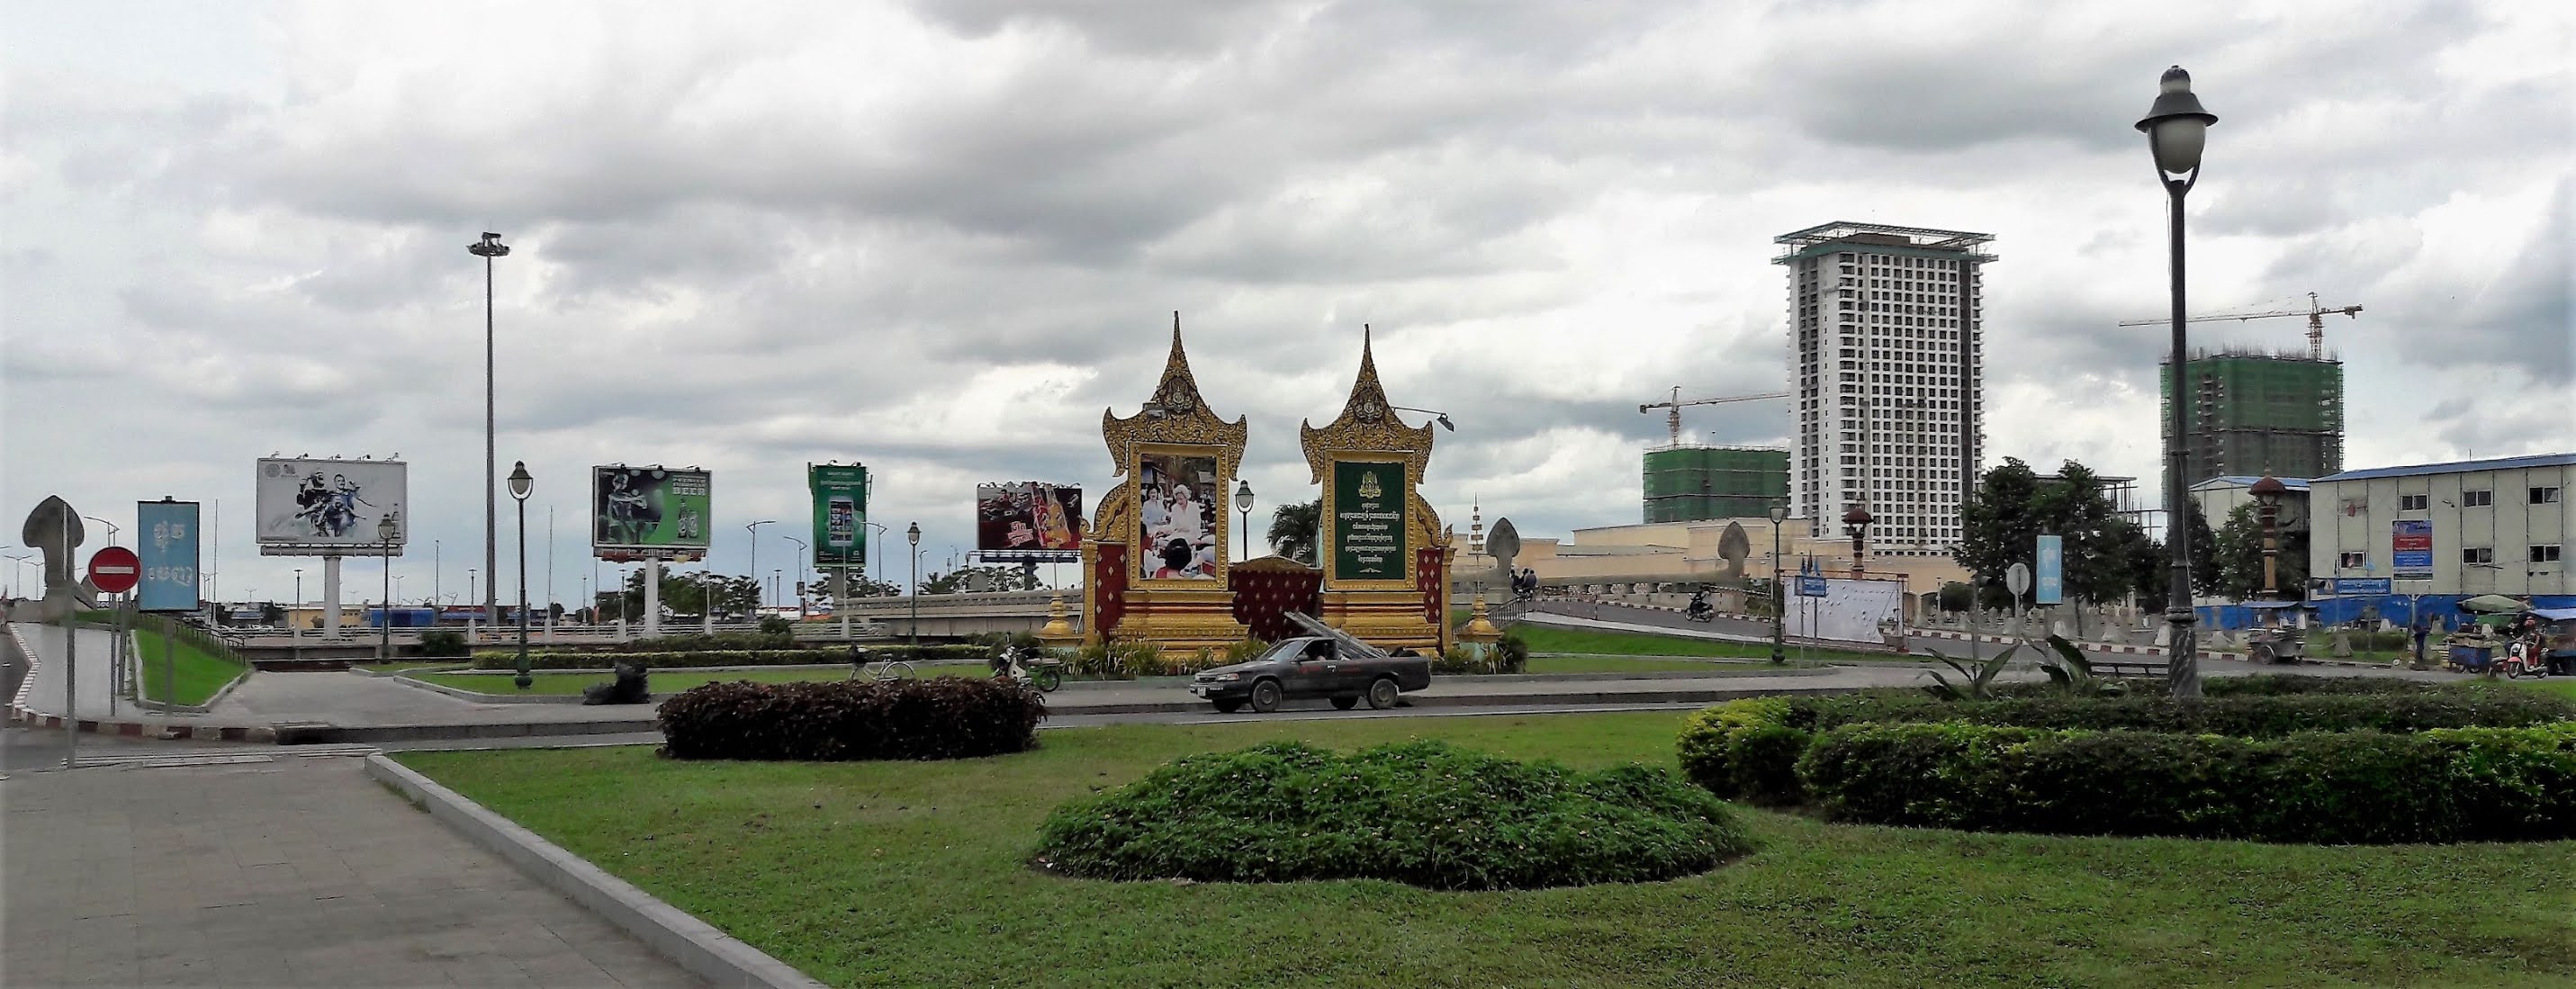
2117,292,2362,360
1639,386,1790,448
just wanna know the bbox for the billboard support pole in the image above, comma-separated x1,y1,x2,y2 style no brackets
321,556,344,639
643,557,662,639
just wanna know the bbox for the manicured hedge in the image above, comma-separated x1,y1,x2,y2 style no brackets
1677,680,2576,806
471,643,993,670
1037,741,1753,890
1796,721,2576,843
655,676,1046,761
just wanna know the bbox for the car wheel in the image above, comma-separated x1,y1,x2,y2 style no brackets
1212,699,1243,713
1249,679,1283,714
1365,677,1400,710
1329,695,1358,710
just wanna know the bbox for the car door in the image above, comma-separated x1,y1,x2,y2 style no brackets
1287,640,1338,696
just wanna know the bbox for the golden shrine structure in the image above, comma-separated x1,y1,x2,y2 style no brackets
1080,318,1451,653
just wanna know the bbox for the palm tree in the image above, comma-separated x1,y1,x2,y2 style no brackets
1269,499,1320,565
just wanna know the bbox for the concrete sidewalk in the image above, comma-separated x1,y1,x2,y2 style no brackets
1,753,703,987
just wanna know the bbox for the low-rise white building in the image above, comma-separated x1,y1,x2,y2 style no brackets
2307,453,2573,598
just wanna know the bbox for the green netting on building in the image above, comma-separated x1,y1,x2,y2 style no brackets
2159,353,2344,484
1642,447,1788,523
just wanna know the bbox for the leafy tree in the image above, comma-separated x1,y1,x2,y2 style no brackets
2213,501,2309,601
1269,499,1320,565
606,569,757,620
918,564,1040,595
1954,458,2149,609
1936,581,1975,614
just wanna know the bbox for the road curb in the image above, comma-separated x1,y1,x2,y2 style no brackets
365,754,825,989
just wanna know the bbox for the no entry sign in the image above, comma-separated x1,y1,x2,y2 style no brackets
88,545,141,595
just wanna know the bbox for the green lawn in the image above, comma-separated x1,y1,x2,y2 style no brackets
2511,679,2576,702
396,713,2574,989
1514,623,1902,664
416,668,855,696
1522,655,1806,674
132,628,248,706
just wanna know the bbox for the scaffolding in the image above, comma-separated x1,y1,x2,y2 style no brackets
1643,445,1788,523
2160,347,2345,486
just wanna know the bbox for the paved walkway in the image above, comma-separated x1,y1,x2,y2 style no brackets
1,753,702,988
9,624,130,720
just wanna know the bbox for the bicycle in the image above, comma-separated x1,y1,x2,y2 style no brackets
992,646,1063,693
849,648,915,682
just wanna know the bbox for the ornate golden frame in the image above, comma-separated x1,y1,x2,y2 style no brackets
1300,327,1442,593
1092,314,1248,589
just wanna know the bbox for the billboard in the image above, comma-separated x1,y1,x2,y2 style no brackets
811,464,870,570
137,499,202,612
255,457,407,554
976,481,1084,558
593,466,712,561
1135,454,1218,580
2391,519,2433,577
1331,460,1410,582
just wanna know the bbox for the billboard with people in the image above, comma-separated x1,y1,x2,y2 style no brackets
593,466,712,561
976,481,1084,558
1134,453,1219,580
254,457,407,554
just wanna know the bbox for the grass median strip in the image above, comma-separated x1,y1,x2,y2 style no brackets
133,628,248,706
394,712,2573,988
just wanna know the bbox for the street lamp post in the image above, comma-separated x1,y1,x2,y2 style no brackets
1769,503,1788,665
1234,480,1256,562
509,462,534,690
377,515,398,663
906,523,922,652
2137,65,2218,698
82,515,122,547
1391,407,1456,433
785,537,808,618
746,520,777,611
470,232,510,627
865,522,888,583
293,568,304,657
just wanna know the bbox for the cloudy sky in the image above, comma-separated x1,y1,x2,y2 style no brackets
5,0,2569,607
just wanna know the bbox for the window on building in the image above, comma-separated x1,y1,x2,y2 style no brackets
2338,552,2366,569
2532,486,2562,505
2533,545,2563,563
2463,547,2494,565
2399,494,2428,511
2463,489,2492,507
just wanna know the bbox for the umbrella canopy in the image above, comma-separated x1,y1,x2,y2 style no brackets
2459,594,2526,614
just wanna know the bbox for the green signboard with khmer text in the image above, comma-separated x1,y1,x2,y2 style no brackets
1331,460,1409,582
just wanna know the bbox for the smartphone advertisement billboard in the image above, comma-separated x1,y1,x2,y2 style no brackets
810,463,869,570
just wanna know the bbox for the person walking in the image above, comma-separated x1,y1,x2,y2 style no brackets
2410,618,2430,670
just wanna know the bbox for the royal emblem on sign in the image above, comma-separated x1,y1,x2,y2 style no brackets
1357,471,1384,500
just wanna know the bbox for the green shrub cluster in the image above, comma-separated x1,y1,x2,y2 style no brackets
656,676,1046,761
1679,679,2576,810
419,629,470,657
469,643,992,670
618,631,798,653
1038,741,1752,890
1064,638,1240,678
1797,721,2576,843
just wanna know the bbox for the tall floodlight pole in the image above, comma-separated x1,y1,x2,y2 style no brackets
2137,66,2218,698
470,233,510,626
509,462,535,689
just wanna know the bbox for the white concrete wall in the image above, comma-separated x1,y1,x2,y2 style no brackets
2309,462,2573,596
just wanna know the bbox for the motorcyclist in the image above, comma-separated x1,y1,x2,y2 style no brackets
1687,588,1712,620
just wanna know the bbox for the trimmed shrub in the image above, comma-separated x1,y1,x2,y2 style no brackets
1676,697,1811,805
470,643,991,670
1679,681,2576,806
419,630,470,657
2199,675,2438,697
1797,721,2576,843
655,676,1045,761
620,632,798,653
1037,741,1752,890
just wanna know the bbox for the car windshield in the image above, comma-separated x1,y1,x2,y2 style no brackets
1256,639,1318,663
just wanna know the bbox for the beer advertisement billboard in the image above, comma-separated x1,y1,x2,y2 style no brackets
593,466,712,560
